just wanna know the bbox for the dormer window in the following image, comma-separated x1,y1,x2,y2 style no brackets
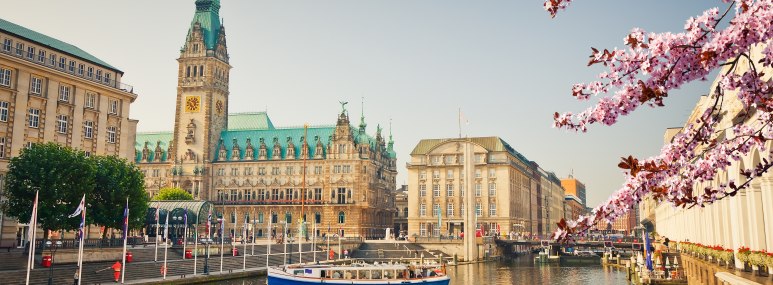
193,44,199,53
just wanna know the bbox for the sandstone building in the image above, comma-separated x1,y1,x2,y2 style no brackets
134,0,397,239
0,18,138,246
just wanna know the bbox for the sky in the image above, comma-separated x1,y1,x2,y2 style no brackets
2,0,725,208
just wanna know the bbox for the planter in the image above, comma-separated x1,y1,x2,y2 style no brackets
756,265,769,277
743,262,753,272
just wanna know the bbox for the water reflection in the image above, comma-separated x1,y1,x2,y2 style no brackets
447,256,631,285
205,255,631,285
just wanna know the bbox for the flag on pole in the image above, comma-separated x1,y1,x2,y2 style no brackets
644,229,653,271
68,196,85,218
183,208,188,226
122,201,129,240
155,204,160,222
121,198,129,284
25,191,39,285
27,191,39,246
206,210,212,238
164,212,170,240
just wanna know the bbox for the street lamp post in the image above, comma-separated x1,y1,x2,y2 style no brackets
46,240,62,285
203,238,212,275
172,216,182,243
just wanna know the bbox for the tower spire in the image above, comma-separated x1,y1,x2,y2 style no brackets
358,97,367,133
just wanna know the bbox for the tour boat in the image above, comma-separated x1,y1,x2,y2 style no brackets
267,263,450,285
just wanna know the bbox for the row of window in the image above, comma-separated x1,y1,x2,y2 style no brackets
22,107,116,142
426,154,486,165
216,165,349,177
418,202,497,217
2,38,114,84
419,183,496,197
219,211,346,225
419,168,496,179
0,67,120,114
215,187,353,204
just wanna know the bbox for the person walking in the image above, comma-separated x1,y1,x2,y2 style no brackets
111,261,122,282
73,271,79,285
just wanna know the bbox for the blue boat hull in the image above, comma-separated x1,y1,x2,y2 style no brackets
268,275,450,285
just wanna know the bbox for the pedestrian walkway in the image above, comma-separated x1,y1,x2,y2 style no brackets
0,243,336,285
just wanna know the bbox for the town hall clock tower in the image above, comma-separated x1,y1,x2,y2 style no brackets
171,0,230,200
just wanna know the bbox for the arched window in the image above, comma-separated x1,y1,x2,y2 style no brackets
338,211,345,224
285,212,292,224
258,212,264,223
271,212,278,223
314,212,321,224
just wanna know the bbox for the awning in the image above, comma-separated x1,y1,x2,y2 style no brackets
146,200,215,226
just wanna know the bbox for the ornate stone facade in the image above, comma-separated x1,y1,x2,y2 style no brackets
134,0,397,239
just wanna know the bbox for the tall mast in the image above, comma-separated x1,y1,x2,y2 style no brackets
301,124,308,220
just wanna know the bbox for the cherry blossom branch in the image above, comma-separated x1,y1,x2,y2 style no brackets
548,0,773,241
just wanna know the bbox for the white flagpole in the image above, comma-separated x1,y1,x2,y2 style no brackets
183,214,187,262
326,225,330,261
77,197,86,285
121,198,128,284
338,228,342,260
154,203,159,262
283,222,287,265
299,222,303,265
313,223,317,263
242,216,247,271
251,211,256,256
193,217,198,275
163,213,168,280
219,215,225,273
25,191,39,285
266,216,271,269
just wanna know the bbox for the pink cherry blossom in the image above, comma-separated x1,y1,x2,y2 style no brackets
547,0,773,241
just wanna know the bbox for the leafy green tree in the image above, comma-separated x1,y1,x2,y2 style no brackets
90,155,148,238
153,187,194,201
1,143,95,240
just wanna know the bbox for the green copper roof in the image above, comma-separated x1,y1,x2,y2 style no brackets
134,132,173,163
188,0,222,50
228,112,275,130
0,17,120,72
411,136,530,166
215,126,335,161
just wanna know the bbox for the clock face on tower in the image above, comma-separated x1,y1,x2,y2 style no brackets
216,100,223,114
185,96,201,113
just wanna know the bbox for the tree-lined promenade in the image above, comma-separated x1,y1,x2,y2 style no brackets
1,143,149,242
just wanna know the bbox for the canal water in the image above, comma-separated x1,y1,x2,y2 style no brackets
204,255,632,285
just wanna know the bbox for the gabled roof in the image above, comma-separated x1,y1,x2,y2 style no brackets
215,126,335,161
134,132,173,163
0,18,120,73
228,112,274,130
411,136,531,168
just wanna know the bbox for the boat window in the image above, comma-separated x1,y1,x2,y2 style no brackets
358,270,369,279
372,270,381,279
384,270,393,279
293,270,304,276
332,270,343,279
